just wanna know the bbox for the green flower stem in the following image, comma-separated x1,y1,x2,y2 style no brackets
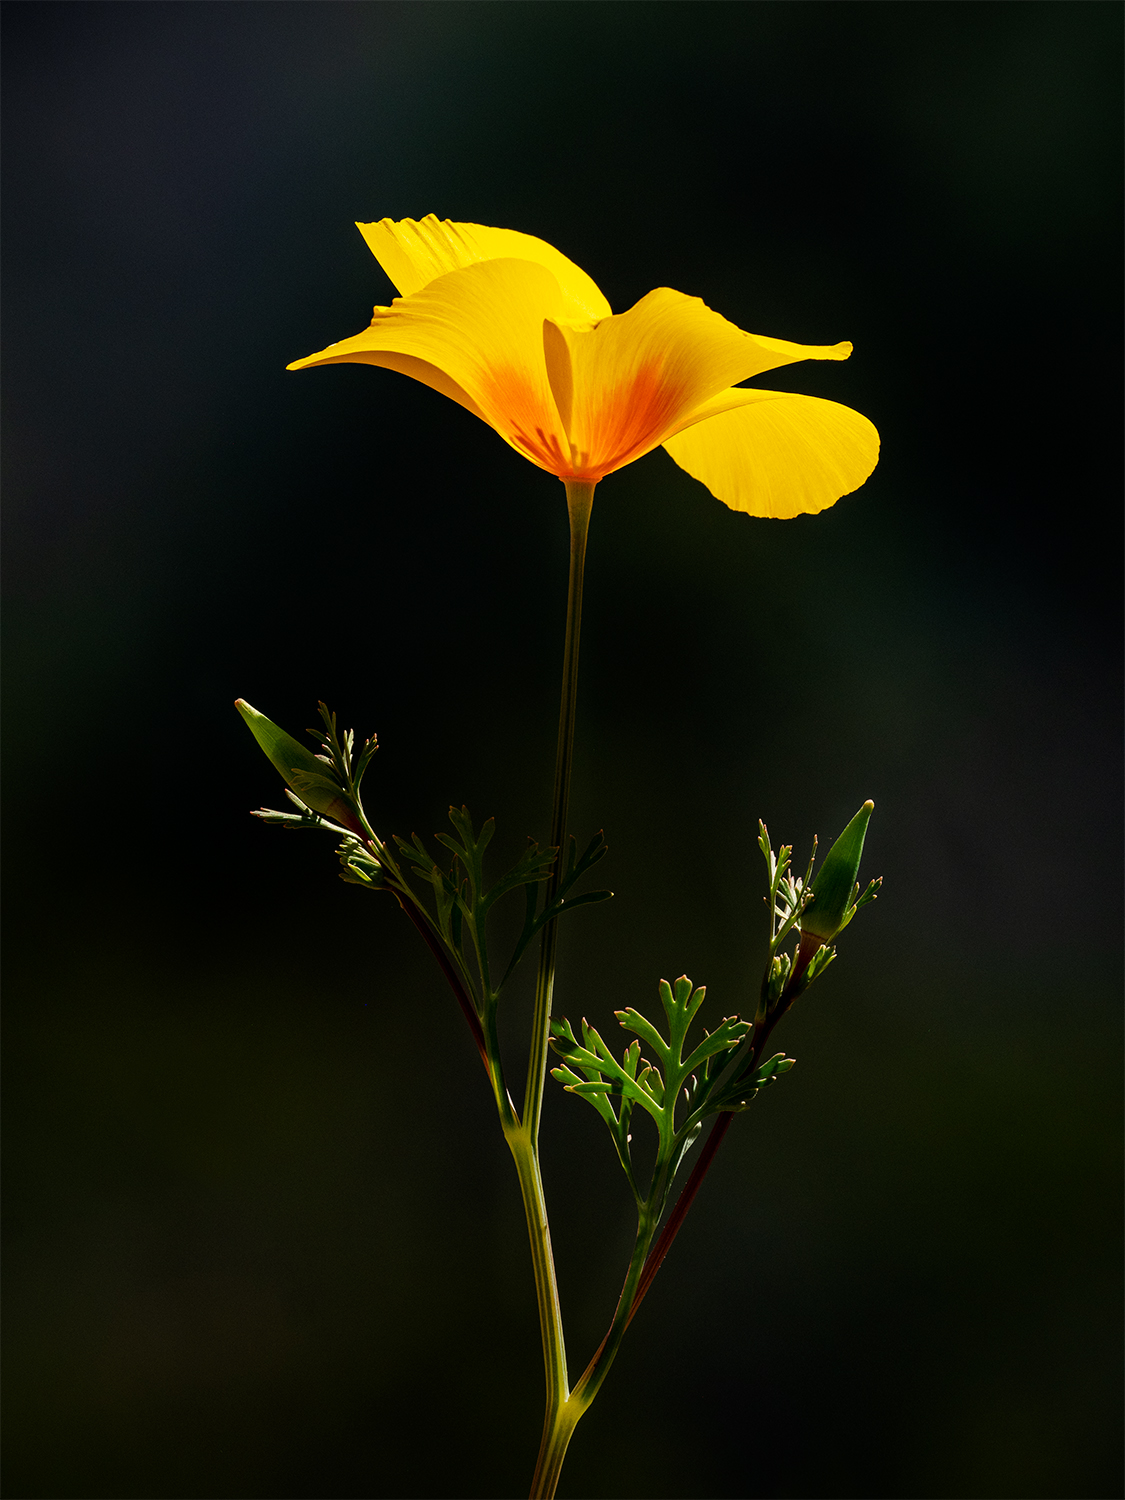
517,477,596,1500
524,478,596,1141
529,1209,659,1498
528,1389,583,1500
507,1120,571,1497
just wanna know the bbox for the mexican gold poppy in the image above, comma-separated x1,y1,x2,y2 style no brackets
288,216,879,517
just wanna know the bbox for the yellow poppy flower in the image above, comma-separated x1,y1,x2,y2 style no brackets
288,216,879,518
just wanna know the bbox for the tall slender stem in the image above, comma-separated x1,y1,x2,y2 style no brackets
508,1122,571,1495
524,478,596,1140
517,477,596,1500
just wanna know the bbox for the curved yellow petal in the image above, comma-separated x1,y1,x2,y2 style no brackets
545,289,854,479
288,259,572,474
661,388,879,518
357,215,612,324
287,345,489,424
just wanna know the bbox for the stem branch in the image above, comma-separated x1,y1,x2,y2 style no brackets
394,893,489,1072
628,1112,732,1323
573,1210,656,1406
603,1002,793,1342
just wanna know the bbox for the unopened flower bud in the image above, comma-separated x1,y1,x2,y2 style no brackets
236,699,363,834
800,799,874,943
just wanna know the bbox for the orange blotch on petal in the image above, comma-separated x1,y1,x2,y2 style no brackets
572,361,688,478
478,364,573,475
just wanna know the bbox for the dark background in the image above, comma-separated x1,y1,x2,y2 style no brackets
4,4,1121,1498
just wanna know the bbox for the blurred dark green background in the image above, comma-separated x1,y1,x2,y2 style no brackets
4,4,1121,1497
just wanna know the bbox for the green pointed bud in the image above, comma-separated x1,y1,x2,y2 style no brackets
236,699,363,834
800,800,874,942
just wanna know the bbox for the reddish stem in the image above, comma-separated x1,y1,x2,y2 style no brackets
629,1111,734,1325
395,894,489,1072
617,1001,793,1337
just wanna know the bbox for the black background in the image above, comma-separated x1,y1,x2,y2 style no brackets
4,4,1122,1498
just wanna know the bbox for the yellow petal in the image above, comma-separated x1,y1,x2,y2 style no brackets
661,388,879,518
357,215,612,324
545,289,853,479
288,259,573,474
287,345,489,424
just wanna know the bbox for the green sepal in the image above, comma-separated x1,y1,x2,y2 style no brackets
801,800,874,941
236,699,362,832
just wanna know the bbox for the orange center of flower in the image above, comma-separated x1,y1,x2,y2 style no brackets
480,359,686,482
